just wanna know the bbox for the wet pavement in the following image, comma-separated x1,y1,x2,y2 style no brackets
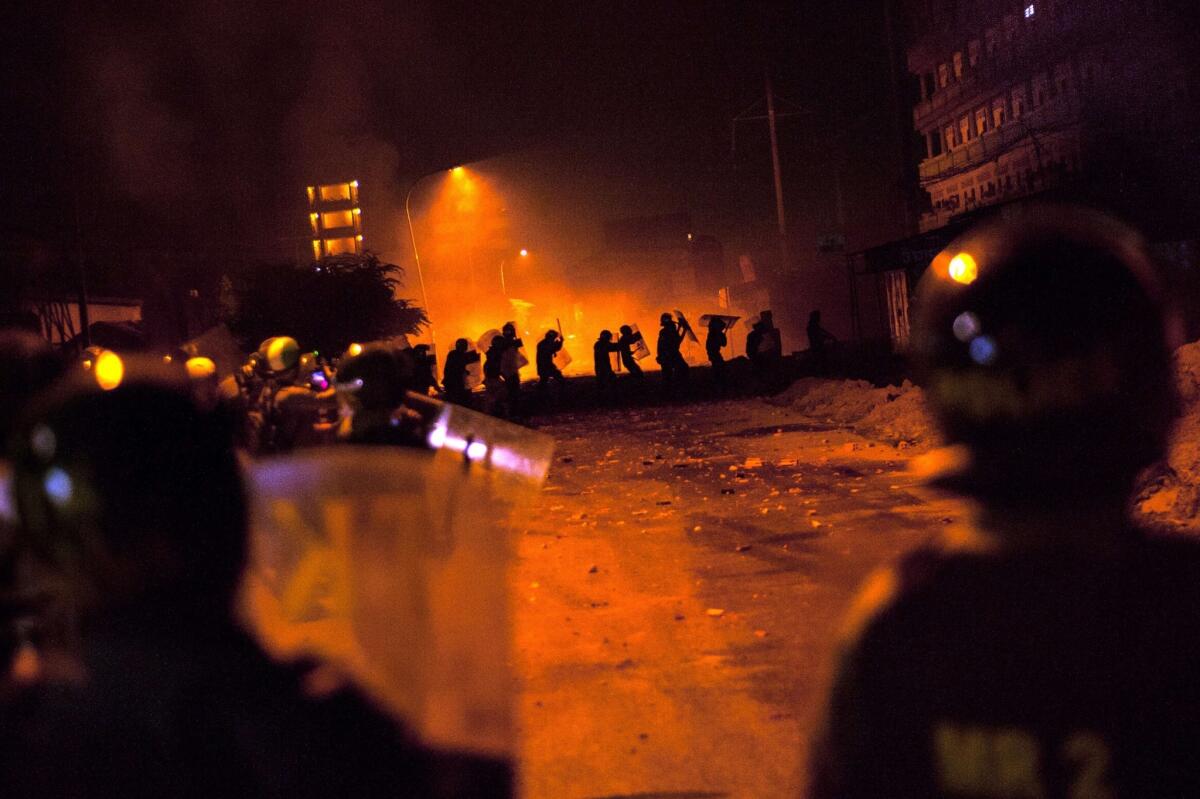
512,396,966,798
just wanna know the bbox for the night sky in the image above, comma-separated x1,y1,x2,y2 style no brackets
2,1,910,293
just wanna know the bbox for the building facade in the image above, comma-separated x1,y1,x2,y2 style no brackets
908,0,1194,233
306,180,364,260
850,0,1198,343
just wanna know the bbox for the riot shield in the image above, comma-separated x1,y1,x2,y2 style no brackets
241,413,552,760
673,309,700,344
697,314,740,335
477,329,529,372
628,324,651,360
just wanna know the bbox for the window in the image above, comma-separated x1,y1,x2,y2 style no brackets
975,108,988,136
985,28,997,56
1004,14,1018,41
1032,73,1049,107
1025,3,1036,19
992,98,1006,127
944,124,957,150
320,210,355,230
968,40,980,67
323,236,358,256
317,183,352,202
1012,86,1026,119
938,63,950,88
960,116,971,143
953,52,964,79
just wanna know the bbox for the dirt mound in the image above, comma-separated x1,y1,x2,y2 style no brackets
773,378,937,447
1134,339,1200,534
774,340,1200,534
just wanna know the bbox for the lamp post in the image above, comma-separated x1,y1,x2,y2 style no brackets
499,248,529,297
405,167,459,358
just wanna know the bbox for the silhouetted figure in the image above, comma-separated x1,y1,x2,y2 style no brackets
593,330,620,403
411,344,441,396
655,312,689,396
616,325,645,379
808,207,1200,798
335,346,425,447
747,310,782,392
0,367,515,797
500,322,523,417
442,338,480,407
705,317,728,389
535,330,565,403
806,310,837,375
483,335,507,417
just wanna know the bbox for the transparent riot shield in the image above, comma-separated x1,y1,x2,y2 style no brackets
240,403,553,762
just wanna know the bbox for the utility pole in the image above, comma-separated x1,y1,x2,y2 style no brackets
765,73,790,271
733,75,805,273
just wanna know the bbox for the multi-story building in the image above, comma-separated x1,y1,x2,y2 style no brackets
849,0,1198,343
306,180,364,260
910,0,1094,232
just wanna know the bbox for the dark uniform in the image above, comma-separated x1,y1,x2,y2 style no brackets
442,339,479,407
411,345,440,396
705,318,727,387
593,331,620,402
809,206,1195,798
655,314,688,394
535,331,565,401
806,310,836,374
1,366,512,797
810,537,1200,798
617,326,644,378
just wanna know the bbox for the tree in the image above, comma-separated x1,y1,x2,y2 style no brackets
221,252,427,355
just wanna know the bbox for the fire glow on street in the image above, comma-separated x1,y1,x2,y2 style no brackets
513,397,965,796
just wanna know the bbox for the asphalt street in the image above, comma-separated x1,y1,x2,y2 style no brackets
513,396,967,798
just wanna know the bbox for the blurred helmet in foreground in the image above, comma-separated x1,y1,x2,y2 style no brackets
335,346,413,412
258,336,301,374
910,205,1180,502
7,358,246,614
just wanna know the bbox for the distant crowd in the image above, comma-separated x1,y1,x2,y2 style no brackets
195,308,830,451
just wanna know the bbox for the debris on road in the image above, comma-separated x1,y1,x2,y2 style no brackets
706,608,725,617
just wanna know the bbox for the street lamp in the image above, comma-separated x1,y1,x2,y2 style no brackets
500,248,529,296
405,167,461,357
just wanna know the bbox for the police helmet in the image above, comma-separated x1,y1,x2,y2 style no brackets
910,205,1179,500
335,346,412,411
258,336,301,374
6,357,247,612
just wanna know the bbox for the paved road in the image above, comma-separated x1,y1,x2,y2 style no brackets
512,396,965,798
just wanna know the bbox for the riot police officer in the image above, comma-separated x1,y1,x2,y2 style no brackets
1,360,511,796
809,206,1200,797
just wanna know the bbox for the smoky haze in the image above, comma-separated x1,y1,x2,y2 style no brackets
6,1,914,349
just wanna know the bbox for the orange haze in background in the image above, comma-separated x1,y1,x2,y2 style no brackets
407,168,748,375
